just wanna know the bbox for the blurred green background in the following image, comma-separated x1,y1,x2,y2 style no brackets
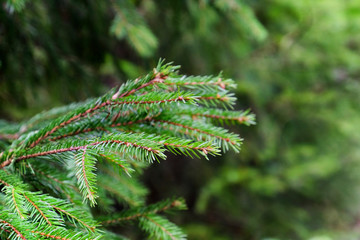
2,0,360,239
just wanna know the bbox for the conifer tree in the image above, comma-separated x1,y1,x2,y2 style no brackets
0,61,254,239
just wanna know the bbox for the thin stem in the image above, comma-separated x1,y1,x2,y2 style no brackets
30,230,71,240
0,219,26,240
191,113,250,123
0,178,9,186
52,205,95,232
164,77,228,89
23,194,52,226
116,73,167,99
99,153,130,175
29,96,191,148
0,140,160,169
12,188,25,219
153,119,237,145
79,146,93,200
142,215,177,240
102,199,181,225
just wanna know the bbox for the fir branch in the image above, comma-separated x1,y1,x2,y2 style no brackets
22,162,80,204
3,176,92,231
31,167,77,193
0,219,27,240
3,187,98,238
50,116,220,159
164,75,236,90
175,106,256,126
25,91,233,150
32,169,65,186
48,110,158,141
114,92,195,106
98,169,148,206
1,133,166,168
74,147,98,206
12,189,25,219
196,93,237,108
21,191,67,228
5,187,26,220
194,113,251,124
150,119,242,152
0,171,29,190
48,127,107,142
0,61,254,239
26,92,195,148
101,198,186,225
99,180,141,206
30,230,71,240
144,134,219,159
30,225,101,240
23,193,54,226
0,212,37,240
139,214,186,240
116,72,167,99
51,204,97,233
98,153,133,176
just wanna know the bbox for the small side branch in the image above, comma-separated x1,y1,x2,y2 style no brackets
154,119,238,145
1,139,161,169
102,199,183,225
23,194,52,226
116,73,167,99
29,96,191,148
0,219,26,240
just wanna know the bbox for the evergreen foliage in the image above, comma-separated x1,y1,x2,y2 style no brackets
3,0,360,239
0,61,254,239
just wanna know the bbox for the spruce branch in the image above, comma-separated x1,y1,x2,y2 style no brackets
175,106,256,126
26,165,79,203
0,211,37,240
51,203,97,233
0,61,254,239
127,117,243,152
26,92,195,148
98,153,133,176
115,71,168,99
0,171,29,190
98,167,148,206
153,119,242,150
1,133,167,169
74,147,98,206
5,187,27,220
29,225,101,240
101,197,186,226
139,214,186,240
22,192,58,226
164,75,236,90
0,218,29,240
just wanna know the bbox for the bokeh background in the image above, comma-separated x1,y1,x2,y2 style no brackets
2,1,360,239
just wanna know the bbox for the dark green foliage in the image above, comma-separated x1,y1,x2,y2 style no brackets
0,62,253,239
140,1,360,239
